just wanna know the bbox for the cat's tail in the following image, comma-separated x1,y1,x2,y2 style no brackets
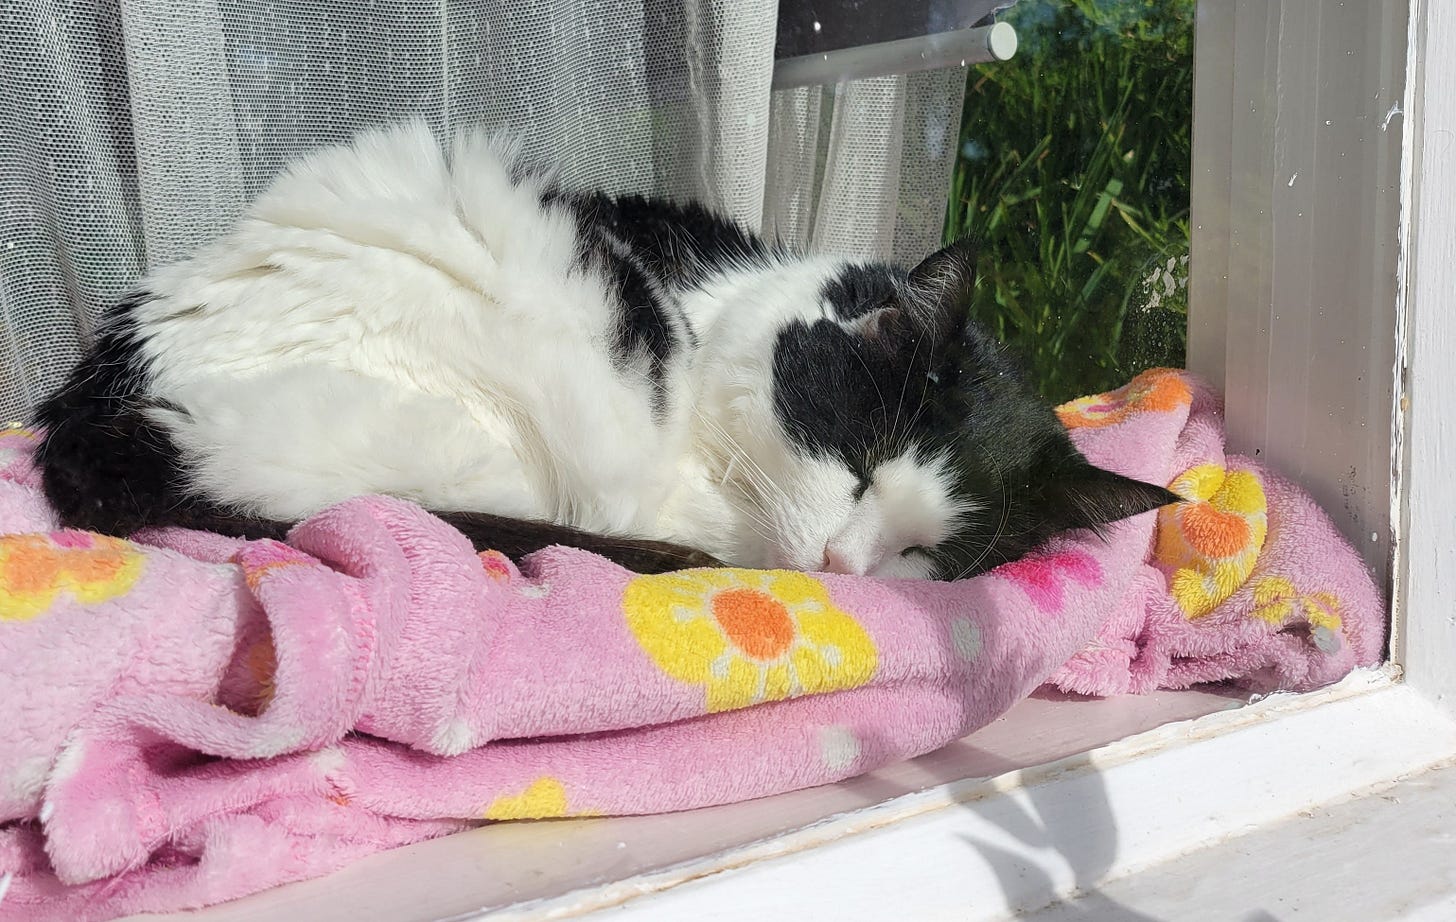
432,511,724,573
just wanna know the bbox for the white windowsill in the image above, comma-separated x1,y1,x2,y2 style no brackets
562,670,1454,921
1024,752,1456,920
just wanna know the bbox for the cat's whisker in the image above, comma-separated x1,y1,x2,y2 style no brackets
954,451,1013,581
705,461,779,547
641,387,786,547
889,325,932,452
722,494,778,546
848,342,889,428
693,409,789,508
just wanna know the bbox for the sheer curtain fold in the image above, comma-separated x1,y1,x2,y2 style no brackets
121,0,245,265
0,0,966,418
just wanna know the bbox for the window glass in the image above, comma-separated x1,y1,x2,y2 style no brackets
948,0,1193,403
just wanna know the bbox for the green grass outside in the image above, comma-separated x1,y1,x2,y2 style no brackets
946,0,1195,404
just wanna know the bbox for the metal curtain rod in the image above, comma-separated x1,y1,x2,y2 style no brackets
771,21,1018,91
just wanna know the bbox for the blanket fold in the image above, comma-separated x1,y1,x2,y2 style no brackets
0,370,1383,920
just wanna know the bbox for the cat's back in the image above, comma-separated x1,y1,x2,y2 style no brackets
44,122,691,534
139,121,612,394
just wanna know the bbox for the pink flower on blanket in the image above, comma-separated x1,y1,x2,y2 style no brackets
993,548,1103,614
478,550,514,582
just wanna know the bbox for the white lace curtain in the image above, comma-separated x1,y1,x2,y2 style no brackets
0,0,969,420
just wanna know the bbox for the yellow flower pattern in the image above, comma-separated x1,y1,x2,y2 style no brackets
1251,576,1345,654
0,531,146,622
1155,464,1268,618
623,569,878,713
483,777,597,820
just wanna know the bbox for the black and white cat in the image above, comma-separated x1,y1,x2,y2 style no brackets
34,121,1177,579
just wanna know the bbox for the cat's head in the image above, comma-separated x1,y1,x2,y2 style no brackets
711,239,1180,580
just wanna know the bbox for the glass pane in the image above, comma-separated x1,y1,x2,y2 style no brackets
946,0,1193,403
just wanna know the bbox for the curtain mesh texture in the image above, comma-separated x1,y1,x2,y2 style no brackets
1,0,966,418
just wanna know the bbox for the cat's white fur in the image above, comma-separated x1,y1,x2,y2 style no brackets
131,121,969,577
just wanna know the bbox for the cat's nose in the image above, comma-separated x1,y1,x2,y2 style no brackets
821,542,876,576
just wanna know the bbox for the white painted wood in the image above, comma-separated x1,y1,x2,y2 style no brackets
1188,0,1408,583
1394,0,1456,715
1024,754,1456,922
484,675,1456,921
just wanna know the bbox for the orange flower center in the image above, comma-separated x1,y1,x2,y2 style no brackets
0,535,128,593
1180,503,1252,558
712,588,796,660
1137,374,1192,413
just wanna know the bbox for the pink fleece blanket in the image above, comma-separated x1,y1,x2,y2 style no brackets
0,369,1382,920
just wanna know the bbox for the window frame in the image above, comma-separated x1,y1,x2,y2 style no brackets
1391,0,1455,715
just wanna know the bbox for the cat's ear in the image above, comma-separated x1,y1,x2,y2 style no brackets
845,303,912,345
907,237,977,343
1045,459,1182,531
